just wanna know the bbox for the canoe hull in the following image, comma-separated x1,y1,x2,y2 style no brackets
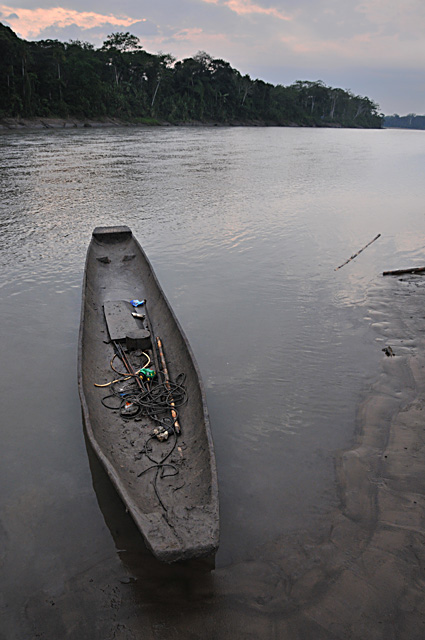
78,226,219,563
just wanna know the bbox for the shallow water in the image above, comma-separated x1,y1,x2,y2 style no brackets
1,126,425,637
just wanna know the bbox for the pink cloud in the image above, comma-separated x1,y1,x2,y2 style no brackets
202,0,291,20
0,4,137,39
173,27,204,40
169,26,229,51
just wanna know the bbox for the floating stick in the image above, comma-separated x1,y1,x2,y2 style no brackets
335,233,381,271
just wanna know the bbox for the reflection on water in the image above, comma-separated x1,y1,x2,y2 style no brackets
1,126,425,636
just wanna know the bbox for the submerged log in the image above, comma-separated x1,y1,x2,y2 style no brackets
383,267,425,276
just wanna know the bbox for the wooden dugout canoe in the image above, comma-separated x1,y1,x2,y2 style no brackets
78,226,219,563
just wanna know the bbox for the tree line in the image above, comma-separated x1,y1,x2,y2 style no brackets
0,23,383,128
384,114,425,130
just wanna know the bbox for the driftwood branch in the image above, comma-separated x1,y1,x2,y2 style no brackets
383,267,425,276
335,233,381,271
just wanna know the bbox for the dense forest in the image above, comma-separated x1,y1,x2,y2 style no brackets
384,114,425,130
0,23,383,128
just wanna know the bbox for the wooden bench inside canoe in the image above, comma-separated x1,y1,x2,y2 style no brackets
78,226,219,563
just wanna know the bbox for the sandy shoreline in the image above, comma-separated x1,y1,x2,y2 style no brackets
321,274,425,638
242,272,425,638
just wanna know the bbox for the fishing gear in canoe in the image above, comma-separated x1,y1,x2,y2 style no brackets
96,298,187,436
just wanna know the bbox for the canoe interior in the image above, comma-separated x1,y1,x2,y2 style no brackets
78,226,219,563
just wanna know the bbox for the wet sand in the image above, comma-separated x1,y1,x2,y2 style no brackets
12,275,425,639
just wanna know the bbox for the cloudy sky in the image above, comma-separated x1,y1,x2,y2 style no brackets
1,0,424,114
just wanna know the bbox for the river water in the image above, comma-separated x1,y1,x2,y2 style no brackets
1,125,425,638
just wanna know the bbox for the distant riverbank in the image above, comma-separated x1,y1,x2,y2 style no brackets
0,23,384,133
0,116,372,131
0,117,155,130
